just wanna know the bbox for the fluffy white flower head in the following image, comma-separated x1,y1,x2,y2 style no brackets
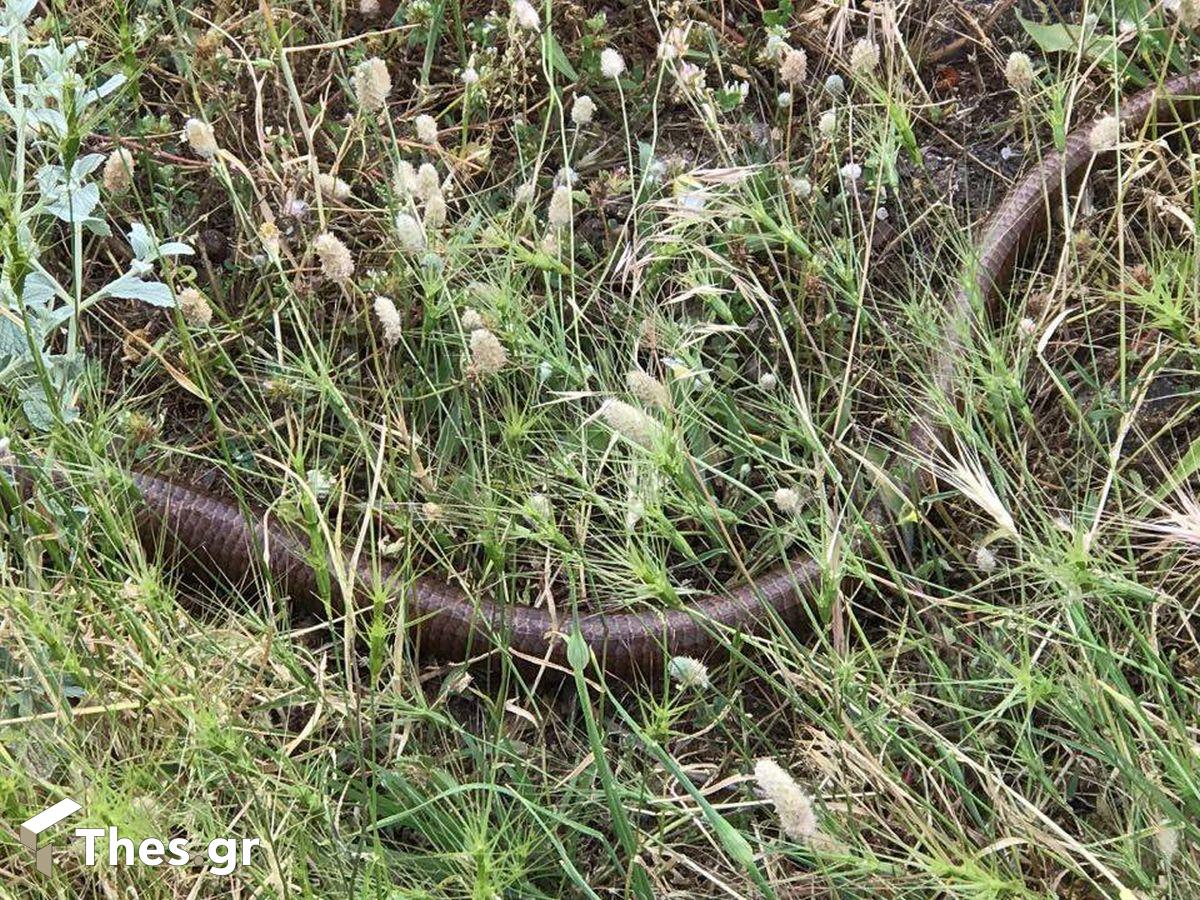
512,0,540,31
600,48,625,79
183,118,218,159
353,57,391,113
374,295,403,346
571,94,597,125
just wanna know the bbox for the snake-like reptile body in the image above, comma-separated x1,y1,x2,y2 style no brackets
9,69,1200,678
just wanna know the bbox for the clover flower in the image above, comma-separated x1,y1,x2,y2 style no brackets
774,487,801,515
547,184,572,227
460,308,485,330
395,213,426,253
374,295,403,346
600,48,625,79
818,110,837,136
424,192,447,229
314,232,355,281
415,113,438,144
103,147,135,193
571,94,597,125
512,0,540,31
849,38,879,77
416,163,441,201
469,328,508,376
395,161,418,197
183,118,218,159
177,288,213,326
779,47,807,86
1004,52,1034,93
353,57,391,113
668,656,710,690
316,173,351,201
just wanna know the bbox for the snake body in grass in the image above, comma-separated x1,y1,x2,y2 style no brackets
9,69,1200,679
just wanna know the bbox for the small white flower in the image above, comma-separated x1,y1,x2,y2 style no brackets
469,328,508,376
183,118,218,159
1005,51,1035,93
1088,114,1120,152
818,110,837,136
791,177,812,199
416,163,441,201
774,487,801,515
511,0,540,31
460,308,486,330
1019,317,1037,337
395,212,426,253
571,94,597,125
395,160,418,197
514,181,536,205
103,147,136,193
600,48,625,79
547,184,572,228
360,0,380,15
424,192,447,229
374,295,403,346
777,91,793,107
824,73,844,95
314,232,355,281
759,372,777,389
849,38,880,78
415,113,438,144
876,206,889,221
839,162,862,182
353,57,392,113
461,65,479,85
668,656,710,690
778,47,807,86
177,287,213,326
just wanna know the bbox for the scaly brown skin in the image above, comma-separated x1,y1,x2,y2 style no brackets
6,70,1199,679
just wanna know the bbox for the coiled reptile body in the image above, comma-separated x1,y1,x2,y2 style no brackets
10,69,1200,678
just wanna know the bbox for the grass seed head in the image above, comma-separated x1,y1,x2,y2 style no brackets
754,759,819,843
512,0,540,31
599,399,661,447
395,213,426,253
548,185,573,227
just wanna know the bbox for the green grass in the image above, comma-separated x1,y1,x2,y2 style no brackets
2,0,1200,896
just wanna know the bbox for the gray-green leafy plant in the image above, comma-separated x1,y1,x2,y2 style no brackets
0,0,189,429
